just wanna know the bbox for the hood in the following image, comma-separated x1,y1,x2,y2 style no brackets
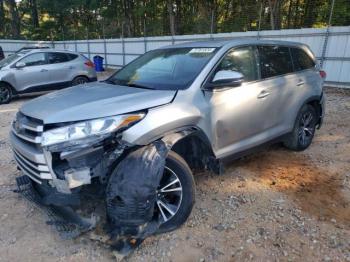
20,82,176,124
0,68,9,74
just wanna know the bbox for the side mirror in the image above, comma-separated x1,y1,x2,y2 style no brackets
15,62,26,69
206,70,244,89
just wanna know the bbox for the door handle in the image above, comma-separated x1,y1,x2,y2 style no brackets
297,81,305,86
40,69,48,72
68,66,75,69
257,90,270,99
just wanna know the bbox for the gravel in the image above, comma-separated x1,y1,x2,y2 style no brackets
0,87,349,261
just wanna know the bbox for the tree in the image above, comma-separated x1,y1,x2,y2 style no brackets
0,0,4,35
0,0,349,40
29,0,39,28
6,0,20,38
167,0,175,35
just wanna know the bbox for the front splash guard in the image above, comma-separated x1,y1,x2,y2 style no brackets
15,175,97,239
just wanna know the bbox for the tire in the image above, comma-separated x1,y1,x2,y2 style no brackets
0,83,12,104
155,151,195,233
72,76,89,86
283,104,317,151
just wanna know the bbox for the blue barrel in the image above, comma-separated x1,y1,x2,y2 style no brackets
93,55,104,72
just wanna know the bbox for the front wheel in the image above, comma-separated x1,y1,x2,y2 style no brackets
155,151,195,233
283,104,317,151
0,84,12,104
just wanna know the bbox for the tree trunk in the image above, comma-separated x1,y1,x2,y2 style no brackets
6,0,21,38
0,0,4,34
303,0,318,27
30,0,39,28
167,0,175,36
287,0,293,28
122,0,134,37
293,0,300,28
268,0,275,30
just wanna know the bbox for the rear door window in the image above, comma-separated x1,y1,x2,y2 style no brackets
258,45,293,79
216,46,258,82
20,53,47,67
48,52,70,64
290,48,315,71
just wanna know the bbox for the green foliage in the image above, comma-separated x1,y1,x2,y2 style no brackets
0,0,349,40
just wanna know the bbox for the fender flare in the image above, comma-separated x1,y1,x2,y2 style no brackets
294,94,323,128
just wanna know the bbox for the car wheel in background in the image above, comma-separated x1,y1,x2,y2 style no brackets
283,104,317,151
72,76,89,86
0,83,12,104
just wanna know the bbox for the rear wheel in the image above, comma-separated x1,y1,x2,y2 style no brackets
0,84,12,104
72,76,89,86
284,104,317,151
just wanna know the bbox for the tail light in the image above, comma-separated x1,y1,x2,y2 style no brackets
84,60,94,68
319,70,327,79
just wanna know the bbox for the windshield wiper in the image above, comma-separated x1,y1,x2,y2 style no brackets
104,79,153,90
103,79,116,85
127,82,154,90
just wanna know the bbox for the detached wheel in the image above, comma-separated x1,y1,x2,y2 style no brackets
284,104,317,151
155,151,195,233
72,76,89,86
0,83,12,104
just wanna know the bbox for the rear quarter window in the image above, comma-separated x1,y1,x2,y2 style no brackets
48,52,70,64
291,47,315,71
67,53,78,61
258,45,293,79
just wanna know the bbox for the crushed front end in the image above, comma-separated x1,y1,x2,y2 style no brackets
10,111,132,197
10,110,178,256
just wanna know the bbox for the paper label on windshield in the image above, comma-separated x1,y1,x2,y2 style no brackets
189,48,216,54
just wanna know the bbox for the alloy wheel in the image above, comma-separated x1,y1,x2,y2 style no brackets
155,166,183,224
298,111,315,146
77,78,87,84
0,86,10,103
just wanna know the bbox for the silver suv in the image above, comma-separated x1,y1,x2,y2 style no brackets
10,39,325,251
0,49,97,104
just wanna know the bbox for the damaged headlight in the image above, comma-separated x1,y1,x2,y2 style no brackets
41,113,145,147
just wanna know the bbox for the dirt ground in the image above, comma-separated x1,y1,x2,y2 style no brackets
0,87,349,262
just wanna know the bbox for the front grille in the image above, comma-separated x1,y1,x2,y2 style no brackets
11,112,52,184
13,149,51,183
12,112,43,144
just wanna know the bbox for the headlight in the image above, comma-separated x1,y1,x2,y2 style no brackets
41,113,145,147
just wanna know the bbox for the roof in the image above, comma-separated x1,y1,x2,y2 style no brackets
160,38,306,49
25,48,77,54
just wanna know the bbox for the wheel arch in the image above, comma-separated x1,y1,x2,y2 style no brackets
304,94,323,128
161,127,221,174
72,75,90,82
0,80,17,95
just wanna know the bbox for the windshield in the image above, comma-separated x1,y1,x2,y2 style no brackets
108,47,218,90
0,54,21,68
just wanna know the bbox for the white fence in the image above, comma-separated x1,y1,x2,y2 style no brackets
1,26,350,87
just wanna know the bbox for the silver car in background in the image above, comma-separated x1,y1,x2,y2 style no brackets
0,49,97,104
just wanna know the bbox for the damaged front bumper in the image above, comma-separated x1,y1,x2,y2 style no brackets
10,112,194,255
10,124,126,195
15,175,97,239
